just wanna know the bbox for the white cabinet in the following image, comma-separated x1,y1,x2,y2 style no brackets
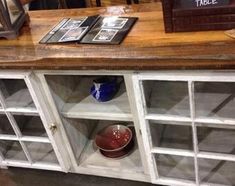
2,70,235,186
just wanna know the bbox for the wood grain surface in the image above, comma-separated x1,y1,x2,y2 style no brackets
0,2,235,70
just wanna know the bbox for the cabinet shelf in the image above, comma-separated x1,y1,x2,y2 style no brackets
61,80,132,121
46,75,132,121
61,85,132,121
79,124,144,174
62,118,145,175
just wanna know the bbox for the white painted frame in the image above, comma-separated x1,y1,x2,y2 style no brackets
0,71,67,172
2,69,235,185
132,70,235,186
34,70,150,183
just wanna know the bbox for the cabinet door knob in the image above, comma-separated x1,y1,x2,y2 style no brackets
49,123,57,134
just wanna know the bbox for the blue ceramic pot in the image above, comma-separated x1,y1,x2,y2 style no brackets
90,76,119,102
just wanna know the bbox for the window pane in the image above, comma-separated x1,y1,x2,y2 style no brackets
14,115,47,137
0,114,15,135
0,79,35,109
199,158,235,185
195,82,235,119
149,121,193,150
25,142,58,164
143,81,190,117
0,140,27,161
155,154,195,181
197,125,235,155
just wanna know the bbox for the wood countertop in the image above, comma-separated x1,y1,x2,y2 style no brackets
0,2,235,70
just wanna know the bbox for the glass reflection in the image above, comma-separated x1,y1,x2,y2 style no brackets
6,0,22,23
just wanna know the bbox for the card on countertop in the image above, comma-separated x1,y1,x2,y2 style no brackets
101,17,128,29
39,15,100,43
93,29,118,42
59,27,88,42
61,18,87,30
80,16,138,45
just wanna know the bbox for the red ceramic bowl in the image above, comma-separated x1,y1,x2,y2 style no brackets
95,125,133,158
100,139,134,158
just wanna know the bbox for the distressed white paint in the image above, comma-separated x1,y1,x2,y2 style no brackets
2,70,235,185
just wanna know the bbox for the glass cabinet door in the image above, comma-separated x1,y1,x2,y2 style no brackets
135,72,235,186
0,74,66,172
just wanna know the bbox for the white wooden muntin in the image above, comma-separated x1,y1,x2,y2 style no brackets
188,80,200,186
124,74,150,174
5,107,38,115
0,135,50,143
145,114,191,123
137,70,235,82
1,159,62,171
156,177,197,186
198,152,235,162
200,182,229,186
151,147,195,157
34,70,134,76
131,74,159,182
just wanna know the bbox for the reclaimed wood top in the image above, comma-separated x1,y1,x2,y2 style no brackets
0,2,235,70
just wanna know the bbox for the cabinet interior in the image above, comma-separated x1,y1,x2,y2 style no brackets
45,75,132,121
44,74,145,175
62,118,144,174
